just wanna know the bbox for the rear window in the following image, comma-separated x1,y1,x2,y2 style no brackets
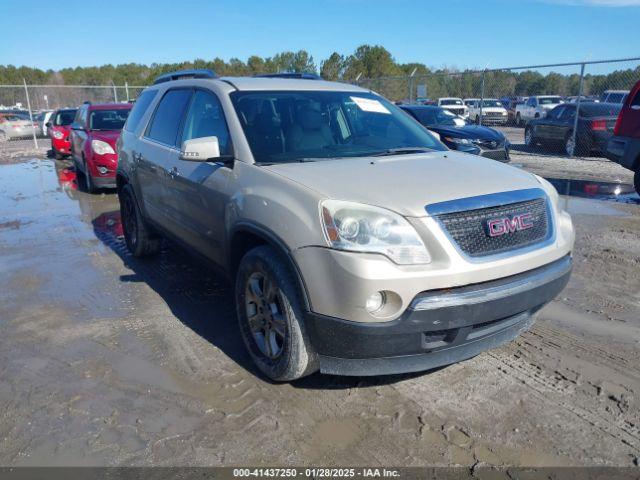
124,90,158,133
580,104,621,117
54,110,76,126
539,97,562,105
440,99,463,106
89,109,130,130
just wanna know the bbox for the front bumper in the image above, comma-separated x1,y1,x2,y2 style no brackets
305,255,572,376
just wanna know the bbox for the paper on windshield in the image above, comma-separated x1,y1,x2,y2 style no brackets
350,96,390,114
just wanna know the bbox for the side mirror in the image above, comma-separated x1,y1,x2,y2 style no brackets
180,136,221,162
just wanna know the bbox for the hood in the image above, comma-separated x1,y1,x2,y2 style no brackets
264,151,541,217
90,130,121,147
430,124,505,141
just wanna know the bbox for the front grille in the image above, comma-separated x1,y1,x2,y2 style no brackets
436,198,550,257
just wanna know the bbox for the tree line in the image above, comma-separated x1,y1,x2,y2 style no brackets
1,45,638,106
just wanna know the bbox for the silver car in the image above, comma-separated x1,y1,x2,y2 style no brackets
0,114,37,141
117,70,575,381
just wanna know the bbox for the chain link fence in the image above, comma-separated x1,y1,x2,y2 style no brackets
355,57,640,161
1,57,639,158
0,83,146,148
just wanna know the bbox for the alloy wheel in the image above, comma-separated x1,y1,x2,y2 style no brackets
245,271,286,360
565,135,576,156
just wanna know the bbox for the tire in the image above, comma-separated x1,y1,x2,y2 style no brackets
475,115,480,125
634,170,640,196
236,245,318,382
81,157,98,194
564,132,589,157
54,149,63,160
524,126,537,147
119,183,161,257
516,113,522,127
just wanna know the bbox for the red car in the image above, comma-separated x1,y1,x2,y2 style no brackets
70,102,132,193
606,79,640,195
47,108,77,159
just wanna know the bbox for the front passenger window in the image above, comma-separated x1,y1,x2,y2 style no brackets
182,90,232,155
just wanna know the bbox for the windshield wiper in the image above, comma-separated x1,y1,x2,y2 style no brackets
371,147,434,157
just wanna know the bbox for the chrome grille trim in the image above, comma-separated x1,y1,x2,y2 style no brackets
426,188,555,262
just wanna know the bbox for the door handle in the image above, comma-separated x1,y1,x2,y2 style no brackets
168,166,180,178
133,152,143,162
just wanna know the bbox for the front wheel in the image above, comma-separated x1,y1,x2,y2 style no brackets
634,170,640,196
236,245,318,382
119,183,160,257
475,115,480,125
516,113,522,127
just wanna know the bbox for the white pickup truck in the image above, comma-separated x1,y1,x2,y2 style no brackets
437,97,468,118
515,95,563,126
467,99,509,125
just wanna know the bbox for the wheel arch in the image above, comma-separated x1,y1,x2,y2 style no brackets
229,223,312,312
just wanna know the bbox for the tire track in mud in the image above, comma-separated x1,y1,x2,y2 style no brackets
527,324,640,379
487,328,640,451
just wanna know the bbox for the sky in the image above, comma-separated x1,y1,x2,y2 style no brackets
2,0,640,72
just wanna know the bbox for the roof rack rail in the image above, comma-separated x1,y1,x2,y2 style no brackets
254,72,322,80
153,69,217,85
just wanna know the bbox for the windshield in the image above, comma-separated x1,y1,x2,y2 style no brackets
54,110,76,126
230,91,445,164
89,109,129,130
481,100,503,108
440,99,463,106
408,107,466,127
539,97,562,105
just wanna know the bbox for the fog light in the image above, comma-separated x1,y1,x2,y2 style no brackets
97,166,108,175
365,291,386,313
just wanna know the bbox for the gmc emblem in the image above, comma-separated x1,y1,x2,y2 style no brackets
486,213,534,237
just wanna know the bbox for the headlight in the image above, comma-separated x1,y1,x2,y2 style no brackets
91,139,115,155
443,136,471,145
320,200,431,265
53,130,64,139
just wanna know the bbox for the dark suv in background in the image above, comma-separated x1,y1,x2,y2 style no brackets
606,79,640,194
70,102,131,192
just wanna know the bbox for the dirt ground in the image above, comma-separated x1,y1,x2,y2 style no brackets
0,139,639,469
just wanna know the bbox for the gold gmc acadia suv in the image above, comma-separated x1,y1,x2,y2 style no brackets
116,70,574,381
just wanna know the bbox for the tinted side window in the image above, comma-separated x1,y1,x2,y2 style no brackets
559,106,575,121
146,89,192,146
124,90,158,133
631,89,640,107
181,90,232,155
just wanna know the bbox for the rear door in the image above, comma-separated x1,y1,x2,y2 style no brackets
137,88,193,231
536,106,563,140
163,88,234,265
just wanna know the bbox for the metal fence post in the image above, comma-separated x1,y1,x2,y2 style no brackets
22,79,38,149
125,81,130,102
112,82,118,103
479,69,486,126
570,63,586,158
